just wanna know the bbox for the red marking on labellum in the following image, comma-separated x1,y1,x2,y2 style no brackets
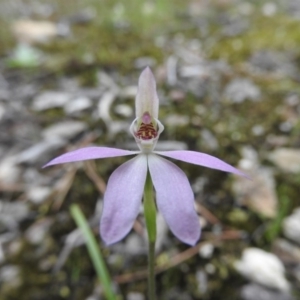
135,122,158,140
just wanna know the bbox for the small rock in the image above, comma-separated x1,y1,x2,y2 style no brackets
12,20,58,44
32,91,71,111
164,114,189,127
97,91,117,124
273,238,300,264
166,56,178,86
114,104,133,118
241,283,295,300
199,243,214,259
64,96,92,115
266,135,289,147
42,121,87,140
180,64,210,78
262,2,278,17
121,86,138,98
134,57,156,69
235,248,290,291
196,270,208,294
224,78,261,103
286,0,300,18
0,201,29,230
283,208,300,244
248,50,298,78
127,292,145,300
68,8,96,24
201,129,219,151
268,148,300,173
169,89,186,103
0,265,21,286
221,18,249,37
0,156,20,184
251,124,265,136
26,186,51,204
233,147,278,218
16,138,65,164
124,234,145,256
25,218,53,245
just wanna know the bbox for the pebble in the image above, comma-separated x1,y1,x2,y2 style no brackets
0,201,29,230
241,283,295,300
134,56,156,69
127,292,145,300
273,238,300,264
64,96,92,115
114,104,133,118
200,129,219,150
233,147,278,218
121,86,138,98
0,156,21,184
248,50,298,78
0,265,21,286
196,270,208,294
16,138,66,164
12,20,58,44
221,17,249,37
42,121,87,140
32,91,72,111
164,114,189,127
283,208,300,244
124,234,145,256
26,186,52,204
235,248,290,291
224,78,261,103
199,243,214,259
268,148,300,173
97,91,117,124
25,218,53,245
0,103,6,121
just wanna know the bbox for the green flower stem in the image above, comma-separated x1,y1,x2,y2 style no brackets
143,172,157,300
70,204,115,300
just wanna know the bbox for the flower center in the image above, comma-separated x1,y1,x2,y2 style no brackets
135,122,158,140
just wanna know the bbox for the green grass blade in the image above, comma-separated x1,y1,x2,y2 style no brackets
70,204,115,300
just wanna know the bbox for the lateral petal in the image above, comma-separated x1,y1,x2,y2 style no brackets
100,155,147,245
43,147,138,167
156,150,248,178
148,154,200,246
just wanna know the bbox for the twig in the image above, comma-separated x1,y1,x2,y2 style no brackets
114,230,244,284
83,160,106,195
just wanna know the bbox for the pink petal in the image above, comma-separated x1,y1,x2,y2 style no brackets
135,67,159,119
43,147,138,167
148,154,200,246
156,150,248,178
100,155,147,245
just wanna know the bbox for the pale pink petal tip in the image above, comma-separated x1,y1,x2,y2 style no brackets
157,150,250,179
43,147,137,168
100,155,148,245
148,154,201,246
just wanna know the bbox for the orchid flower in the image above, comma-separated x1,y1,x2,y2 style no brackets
44,67,246,246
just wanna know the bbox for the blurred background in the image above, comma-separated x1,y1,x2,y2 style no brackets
0,0,300,299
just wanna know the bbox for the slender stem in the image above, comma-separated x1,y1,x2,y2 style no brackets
148,241,156,300
143,172,157,300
